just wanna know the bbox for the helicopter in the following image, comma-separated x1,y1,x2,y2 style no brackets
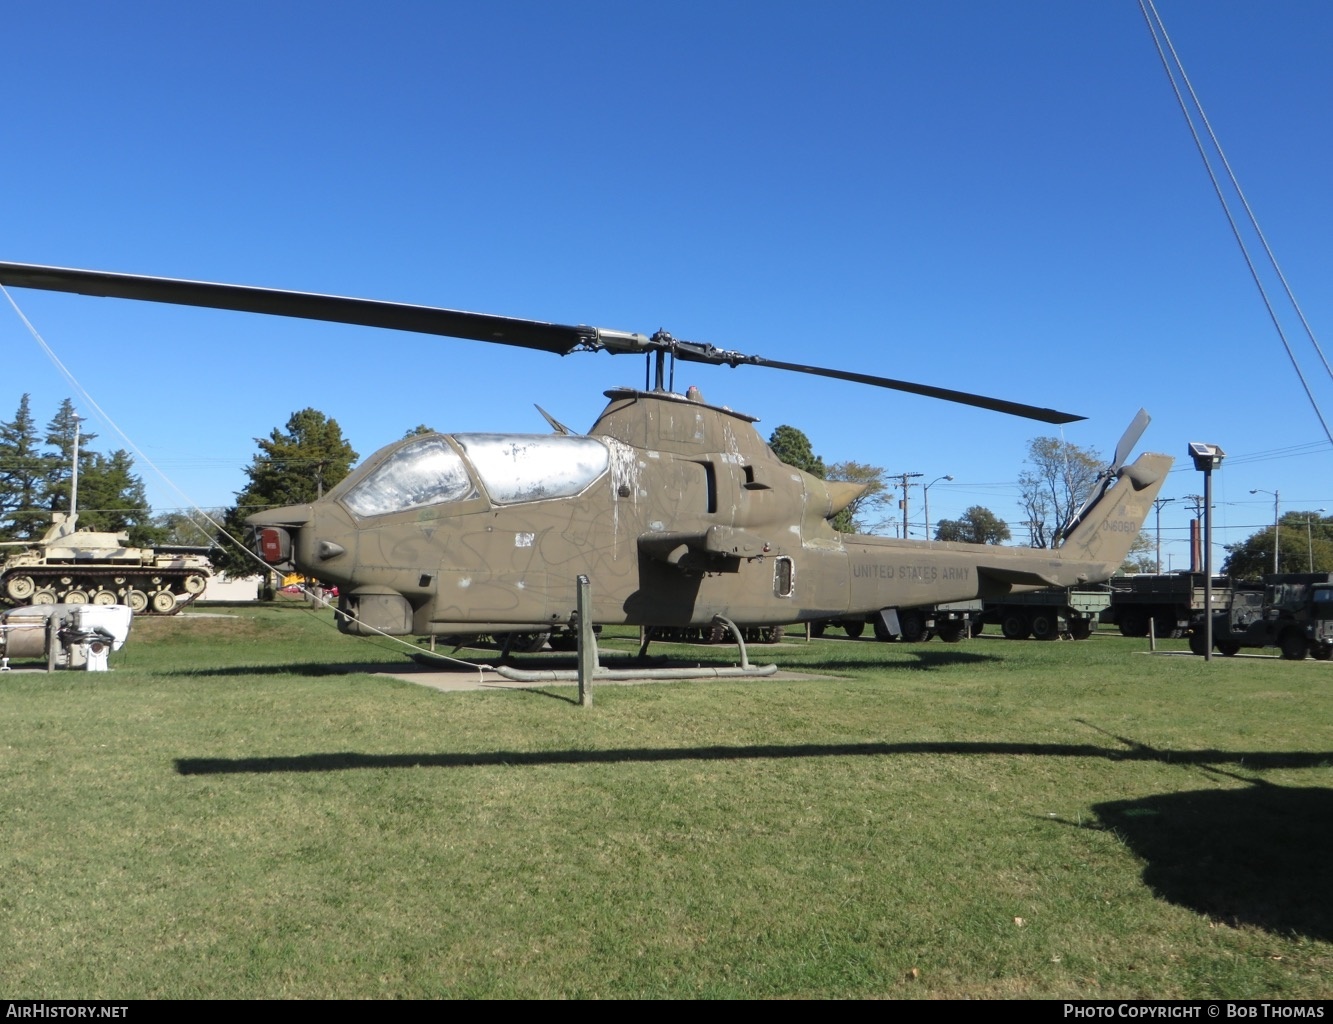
0,261,1171,644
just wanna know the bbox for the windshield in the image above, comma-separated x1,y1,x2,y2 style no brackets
455,434,609,504
342,437,477,517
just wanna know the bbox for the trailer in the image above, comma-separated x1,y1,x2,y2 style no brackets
1104,573,1233,639
978,586,1111,641
811,586,1109,644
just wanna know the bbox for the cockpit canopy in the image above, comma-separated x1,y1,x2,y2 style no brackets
340,433,610,518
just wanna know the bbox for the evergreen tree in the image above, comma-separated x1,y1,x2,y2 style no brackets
215,409,358,576
0,397,153,542
41,398,97,515
77,450,153,543
0,394,48,539
767,425,825,478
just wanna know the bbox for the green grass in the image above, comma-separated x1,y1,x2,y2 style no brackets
2,605,1330,998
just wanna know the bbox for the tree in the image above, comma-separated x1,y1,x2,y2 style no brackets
215,409,358,577
1223,511,1333,578
1017,437,1103,548
767,428,890,535
148,509,226,547
935,505,1011,545
41,398,97,515
1121,530,1157,574
767,425,825,479
825,461,888,534
76,449,154,543
0,397,152,541
0,394,47,539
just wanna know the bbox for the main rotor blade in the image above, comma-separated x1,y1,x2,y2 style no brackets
0,262,596,356
0,261,1084,423
673,347,1084,424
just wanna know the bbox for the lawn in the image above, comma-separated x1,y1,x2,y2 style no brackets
2,604,1330,998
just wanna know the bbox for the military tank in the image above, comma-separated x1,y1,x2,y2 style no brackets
0,513,212,615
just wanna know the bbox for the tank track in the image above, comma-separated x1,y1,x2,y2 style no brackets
1,566,209,615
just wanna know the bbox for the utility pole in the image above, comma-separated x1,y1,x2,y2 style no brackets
1184,495,1208,573
1153,497,1175,573
894,472,923,538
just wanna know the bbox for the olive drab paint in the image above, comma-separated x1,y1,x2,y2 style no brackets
0,261,1172,638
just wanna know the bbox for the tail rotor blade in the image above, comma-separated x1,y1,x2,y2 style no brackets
1110,408,1151,473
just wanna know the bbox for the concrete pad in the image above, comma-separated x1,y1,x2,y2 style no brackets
374,654,829,692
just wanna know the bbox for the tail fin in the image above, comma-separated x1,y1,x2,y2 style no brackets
1057,452,1173,567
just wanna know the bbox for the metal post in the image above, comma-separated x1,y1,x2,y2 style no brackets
576,575,594,706
1203,468,1215,662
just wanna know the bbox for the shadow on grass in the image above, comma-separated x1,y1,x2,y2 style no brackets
163,647,1004,678
176,740,1333,776
1091,781,1333,941
157,662,406,678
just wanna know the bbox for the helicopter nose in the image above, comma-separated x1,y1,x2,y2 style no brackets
246,505,314,568
257,526,293,565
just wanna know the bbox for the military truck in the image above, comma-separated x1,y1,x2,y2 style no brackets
1189,572,1333,660
1104,573,1233,639
0,513,212,615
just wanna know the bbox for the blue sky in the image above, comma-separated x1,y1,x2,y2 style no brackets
4,1,1332,569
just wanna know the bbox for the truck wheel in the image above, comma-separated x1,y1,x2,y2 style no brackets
1068,619,1092,640
809,621,826,638
1217,642,1240,657
898,610,927,643
1188,630,1208,656
1117,609,1149,638
1001,612,1031,640
872,615,897,642
1030,610,1060,641
1153,612,1181,639
842,620,865,639
936,620,967,643
1313,645,1333,661
1280,633,1308,661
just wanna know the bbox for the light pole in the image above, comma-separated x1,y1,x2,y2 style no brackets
1153,497,1174,573
1250,488,1280,573
1308,509,1327,572
1190,443,1226,661
922,474,953,540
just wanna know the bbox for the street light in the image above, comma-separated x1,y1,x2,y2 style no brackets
1190,443,1227,662
1308,509,1327,572
1250,488,1280,574
922,474,953,540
